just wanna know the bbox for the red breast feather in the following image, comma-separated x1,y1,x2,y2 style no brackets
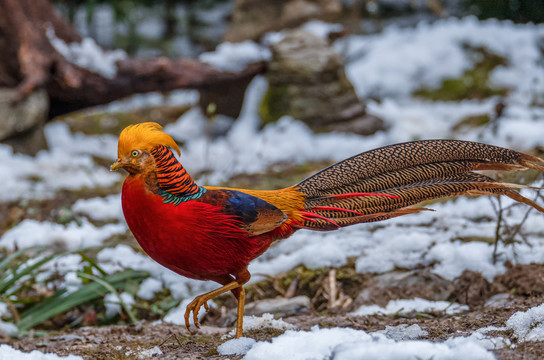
122,176,271,280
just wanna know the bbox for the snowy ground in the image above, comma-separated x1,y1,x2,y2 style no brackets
2,17,544,360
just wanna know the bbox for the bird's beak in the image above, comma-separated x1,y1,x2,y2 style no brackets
110,159,124,171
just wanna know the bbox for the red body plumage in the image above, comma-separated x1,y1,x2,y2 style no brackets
122,176,278,281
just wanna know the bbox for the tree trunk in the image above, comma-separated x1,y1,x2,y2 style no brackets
0,0,266,119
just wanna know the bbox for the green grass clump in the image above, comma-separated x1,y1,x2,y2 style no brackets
0,247,149,333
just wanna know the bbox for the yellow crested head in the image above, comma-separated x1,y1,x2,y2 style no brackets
117,122,180,158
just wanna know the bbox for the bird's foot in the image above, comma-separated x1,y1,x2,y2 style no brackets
184,295,210,333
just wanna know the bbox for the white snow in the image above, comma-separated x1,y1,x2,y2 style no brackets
136,277,163,300
0,302,9,318
375,324,428,341
0,219,125,251
217,337,257,356
87,89,199,114
200,41,271,72
136,346,162,359
104,292,135,318
47,28,126,79
339,17,544,100
350,298,469,316
446,327,511,351
0,345,83,360
506,302,544,341
0,321,18,336
262,20,344,45
72,194,123,222
223,313,295,338
237,326,496,360
96,244,216,301
0,122,120,202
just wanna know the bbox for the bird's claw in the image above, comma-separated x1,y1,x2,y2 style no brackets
184,296,210,334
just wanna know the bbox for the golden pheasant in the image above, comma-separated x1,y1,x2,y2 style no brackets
111,122,544,338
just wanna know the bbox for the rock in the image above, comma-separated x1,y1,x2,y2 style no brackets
244,296,311,317
484,293,515,308
0,87,49,155
261,29,385,135
380,324,428,341
354,269,454,308
223,296,310,325
225,0,342,42
51,334,84,342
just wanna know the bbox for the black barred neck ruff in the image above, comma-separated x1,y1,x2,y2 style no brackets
150,145,206,204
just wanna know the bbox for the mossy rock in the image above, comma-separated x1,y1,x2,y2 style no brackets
414,47,509,101
57,105,191,136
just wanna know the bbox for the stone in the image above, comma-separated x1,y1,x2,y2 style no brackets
354,269,454,307
243,295,311,317
225,0,342,43
224,296,311,325
261,29,385,135
0,87,49,155
484,293,515,308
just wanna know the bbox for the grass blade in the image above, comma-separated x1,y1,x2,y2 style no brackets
17,269,148,331
78,272,138,324
0,252,60,295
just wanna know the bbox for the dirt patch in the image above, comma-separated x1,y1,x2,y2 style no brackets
452,270,492,308
494,262,544,297
5,296,544,359
4,265,544,359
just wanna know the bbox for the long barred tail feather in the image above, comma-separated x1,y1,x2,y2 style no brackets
294,140,544,230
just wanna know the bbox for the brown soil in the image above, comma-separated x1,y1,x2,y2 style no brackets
4,264,544,359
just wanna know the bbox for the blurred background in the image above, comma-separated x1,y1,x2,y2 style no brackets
53,0,544,57
1,1,544,359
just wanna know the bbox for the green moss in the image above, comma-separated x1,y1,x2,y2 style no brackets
259,85,290,126
204,348,219,356
451,114,491,132
56,105,191,136
414,47,508,101
453,236,495,244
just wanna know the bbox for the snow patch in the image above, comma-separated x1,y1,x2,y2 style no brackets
0,321,18,336
350,298,469,316
375,324,428,341
217,337,256,356
0,219,125,251
104,292,135,318
243,326,495,360
47,28,126,79
137,346,162,359
0,345,83,360
72,194,123,222
506,302,544,341
200,41,271,72
224,313,295,338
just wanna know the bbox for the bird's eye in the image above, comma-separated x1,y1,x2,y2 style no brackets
131,150,139,157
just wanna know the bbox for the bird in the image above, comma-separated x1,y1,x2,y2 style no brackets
111,122,544,338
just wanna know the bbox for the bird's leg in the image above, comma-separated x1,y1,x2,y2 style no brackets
232,286,246,339
184,280,242,332
184,269,251,337
232,269,250,338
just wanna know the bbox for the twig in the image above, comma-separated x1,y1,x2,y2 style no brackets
491,196,504,264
